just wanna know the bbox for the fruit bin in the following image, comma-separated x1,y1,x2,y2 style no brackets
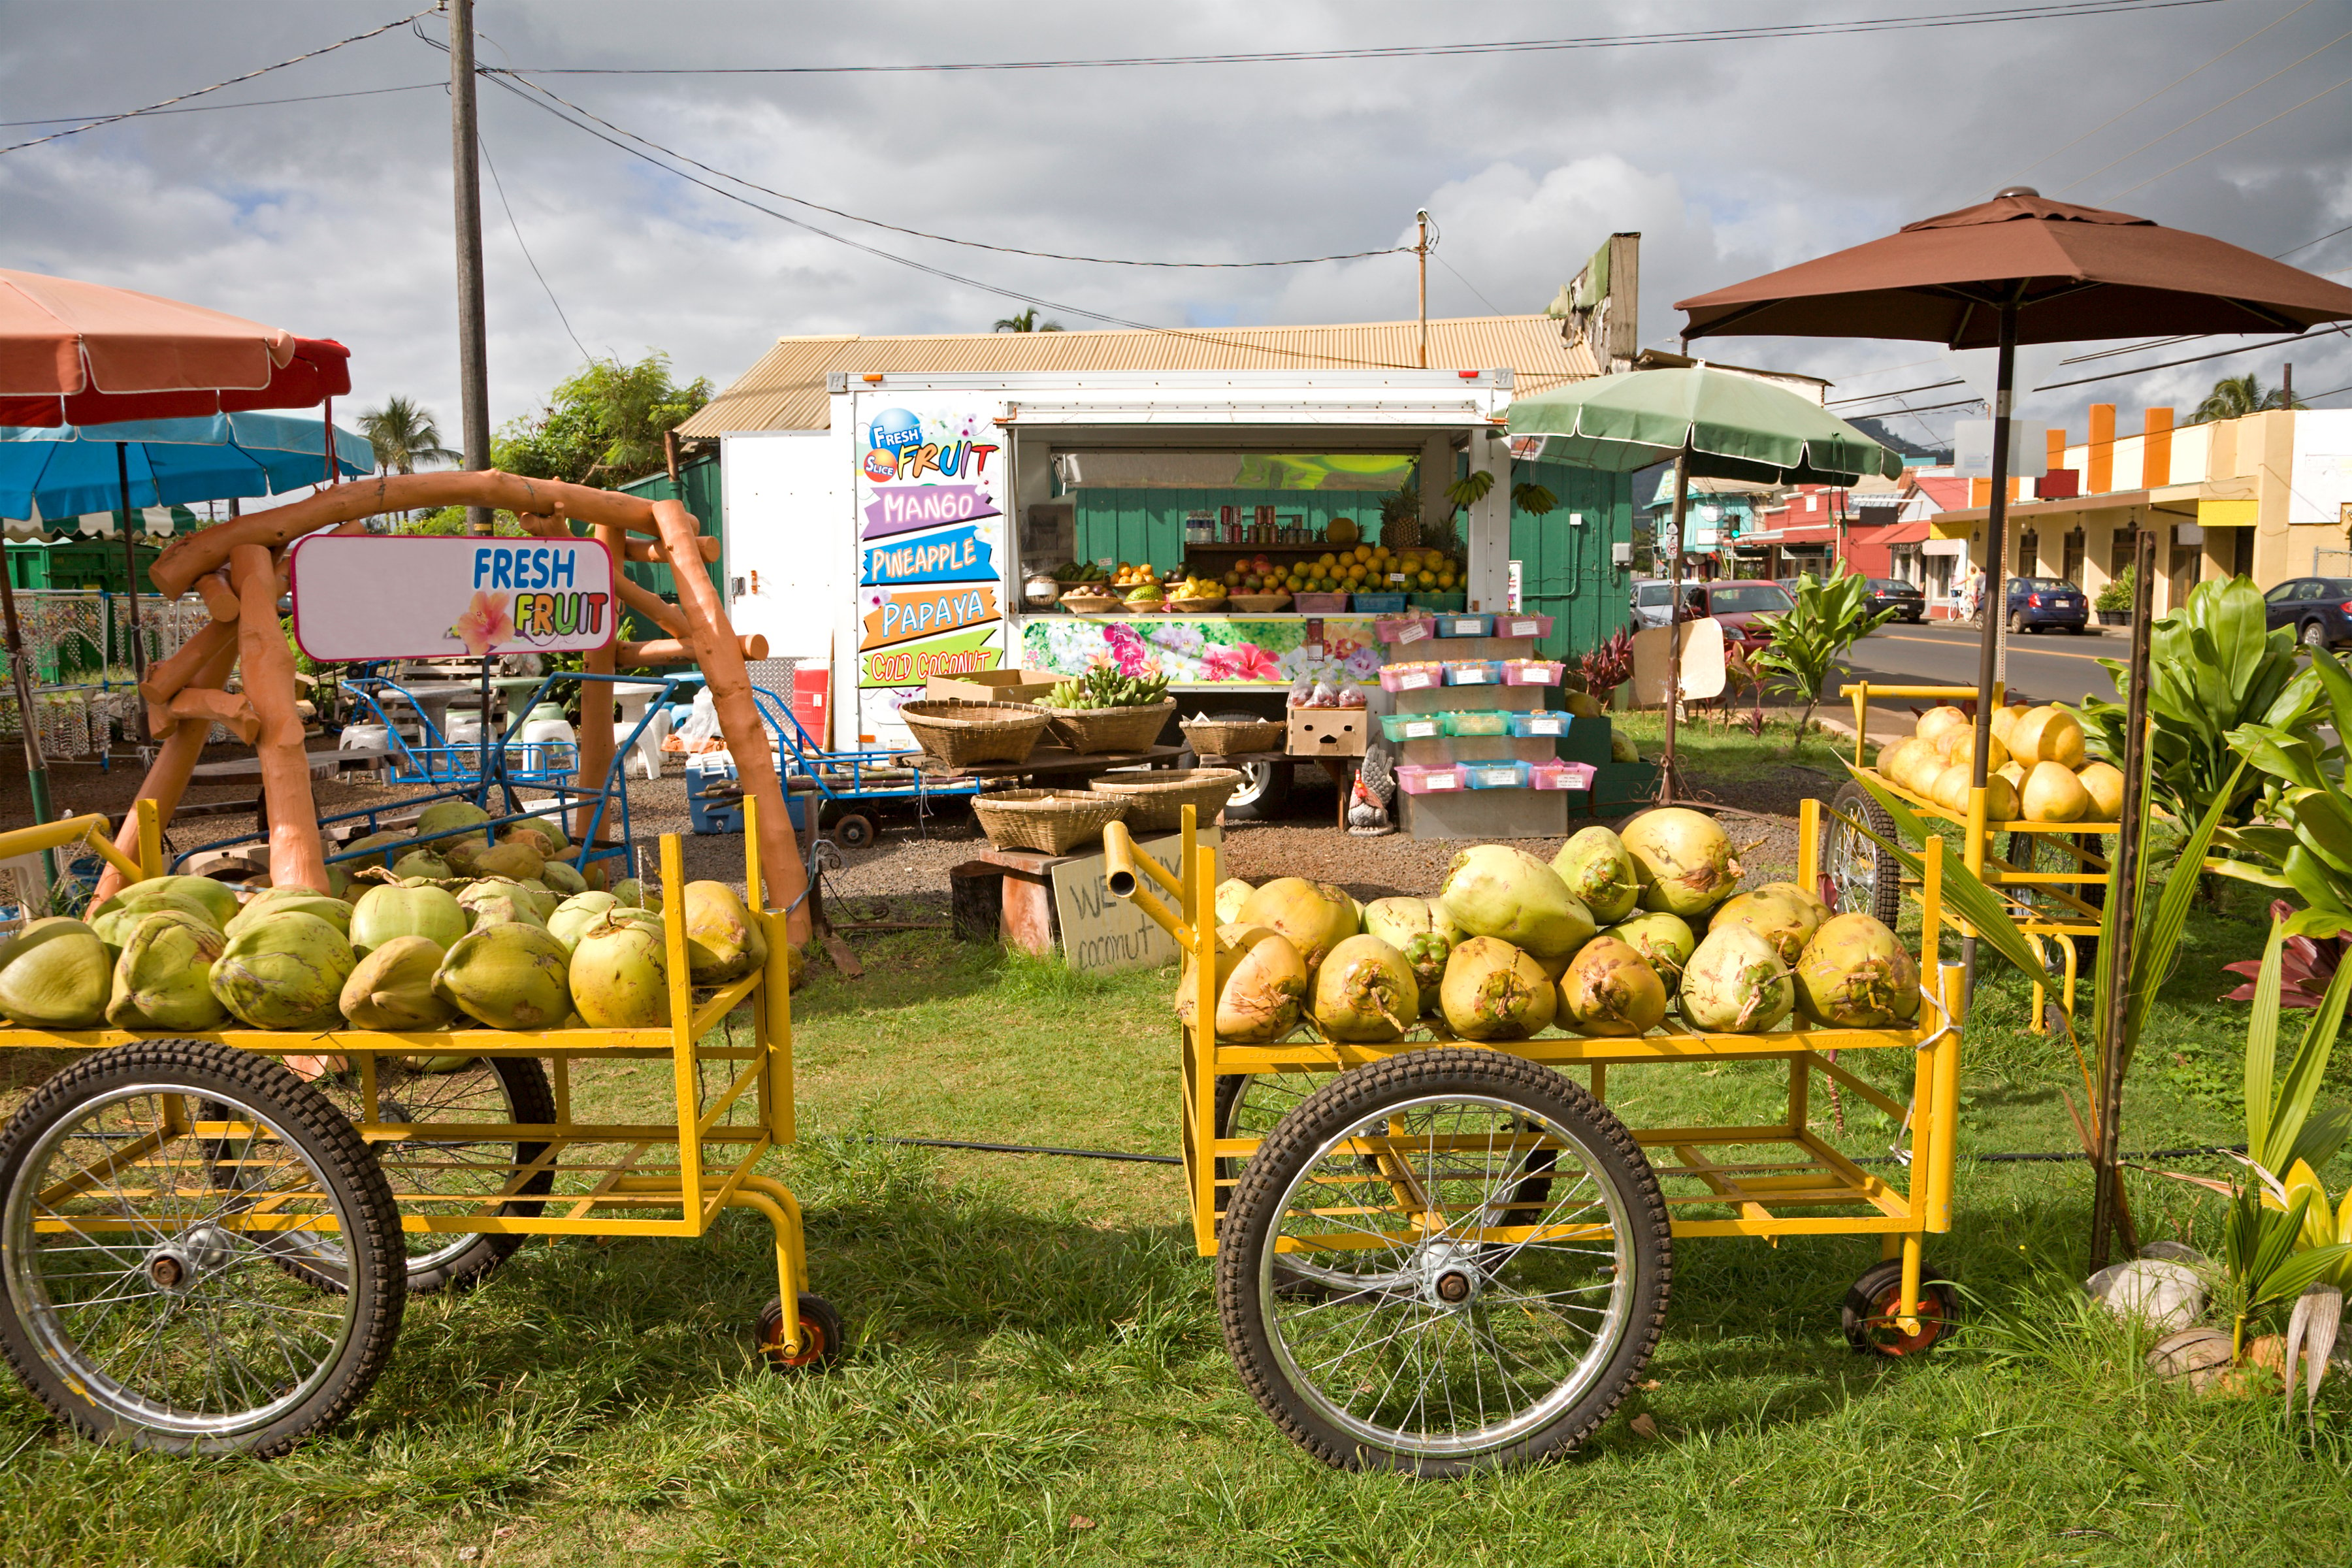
1443,660,1503,687
1462,759,1531,789
0,796,841,1460
1379,713,1445,743
1439,710,1511,738
1527,759,1597,791
1505,710,1574,738
1394,762,1465,794
1374,615,1438,645
1104,805,1967,1477
1379,662,1446,694
1501,658,1565,687
1433,613,1494,638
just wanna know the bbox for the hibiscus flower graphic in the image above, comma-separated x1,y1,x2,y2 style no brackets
1201,643,1283,682
449,591,514,656
1100,623,1162,678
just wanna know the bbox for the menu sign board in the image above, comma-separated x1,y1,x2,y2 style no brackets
287,534,617,662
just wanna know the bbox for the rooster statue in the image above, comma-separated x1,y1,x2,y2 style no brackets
1348,744,1396,836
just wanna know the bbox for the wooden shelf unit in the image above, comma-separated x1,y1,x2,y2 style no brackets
1389,634,1567,841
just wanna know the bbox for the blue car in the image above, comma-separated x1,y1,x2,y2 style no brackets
2006,576,2089,634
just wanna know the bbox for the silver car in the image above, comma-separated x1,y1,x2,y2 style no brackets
1631,579,1710,629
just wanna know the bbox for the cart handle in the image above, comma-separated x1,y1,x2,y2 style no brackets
1101,821,1192,948
0,809,148,886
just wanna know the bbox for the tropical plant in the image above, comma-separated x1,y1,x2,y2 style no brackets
2208,644,2352,911
1754,568,1896,753
395,506,529,538
1442,468,1561,517
493,351,711,489
992,308,1061,333
2223,900,2344,1009
1576,623,1637,703
2185,372,2304,426
356,396,459,476
2094,563,2133,614
2074,576,2327,834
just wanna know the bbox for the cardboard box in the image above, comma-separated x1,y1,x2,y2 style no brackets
926,670,1060,706
1287,708,1369,758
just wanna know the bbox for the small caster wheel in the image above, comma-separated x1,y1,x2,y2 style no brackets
757,1292,845,1371
833,813,875,849
1842,1260,1957,1357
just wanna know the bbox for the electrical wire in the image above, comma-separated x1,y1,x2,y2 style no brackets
0,80,446,128
2277,220,2352,259
2108,67,2352,197
476,130,593,365
0,7,435,156
492,1,2232,74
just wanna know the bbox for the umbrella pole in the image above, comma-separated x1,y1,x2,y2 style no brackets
116,442,149,744
1962,301,2019,1007
1659,445,1693,803
0,559,56,884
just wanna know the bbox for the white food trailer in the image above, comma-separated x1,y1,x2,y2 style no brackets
717,369,1518,754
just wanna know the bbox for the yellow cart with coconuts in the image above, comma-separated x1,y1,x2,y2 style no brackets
1104,804,1967,1477
0,797,836,1458
1823,681,2123,1033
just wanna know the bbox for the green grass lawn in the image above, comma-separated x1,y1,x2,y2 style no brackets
1,870,2347,1563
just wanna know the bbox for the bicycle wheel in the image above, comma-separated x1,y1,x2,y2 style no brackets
1218,1049,1669,1475
1823,781,1903,926
0,1040,406,1456
282,1055,558,1296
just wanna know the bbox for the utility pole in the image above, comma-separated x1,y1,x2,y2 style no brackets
2283,361,2294,407
449,0,492,535
1415,210,1430,368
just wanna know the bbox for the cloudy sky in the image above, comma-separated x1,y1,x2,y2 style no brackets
5,0,2347,457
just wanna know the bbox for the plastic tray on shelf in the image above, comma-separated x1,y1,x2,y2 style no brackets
1375,615,1438,645
1379,713,1445,743
1501,659,1565,687
1352,593,1409,615
1505,710,1574,738
1529,759,1598,792
1434,613,1494,638
1442,710,1511,738
1463,759,1531,789
1292,591,1350,613
1378,662,1446,694
1396,762,1466,794
1494,612,1555,640
1410,592,1467,613
1444,660,1503,687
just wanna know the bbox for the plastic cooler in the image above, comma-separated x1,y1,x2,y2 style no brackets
1375,616,1438,645
1505,710,1573,738
1379,663,1446,694
1441,711,1510,738
1396,762,1465,795
1529,760,1597,792
1434,613,1494,638
1443,660,1503,687
1380,713,1445,743
1463,759,1530,789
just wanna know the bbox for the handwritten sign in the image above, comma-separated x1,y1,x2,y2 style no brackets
286,534,616,662
1049,828,1222,974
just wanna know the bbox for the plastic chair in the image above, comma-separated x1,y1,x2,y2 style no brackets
618,706,670,781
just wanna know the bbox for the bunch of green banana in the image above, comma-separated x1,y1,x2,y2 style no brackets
1042,667,1171,710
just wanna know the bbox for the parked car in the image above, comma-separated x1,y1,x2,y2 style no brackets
2005,576,2090,633
2261,577,2352,649
1631,578,1710,630
1705,580,1796,653
1865,578,1927,622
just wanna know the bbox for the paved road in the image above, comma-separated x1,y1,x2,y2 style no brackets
1835,620,2121,708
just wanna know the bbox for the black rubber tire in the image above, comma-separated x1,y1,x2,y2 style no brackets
1824,780,1904,927
757,1291,846,1371
1207,709,1292,821
832,813,875,849
0,1040,406,1456
283,1056,557,1296
2305,620,2328,650
2009,611,2026,634
1841,1260,1957,1356
1217,1048,1670,1475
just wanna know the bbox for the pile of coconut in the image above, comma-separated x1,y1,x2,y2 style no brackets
1184,807,1919,1045
1875,702,2124,823
0,801,799,1036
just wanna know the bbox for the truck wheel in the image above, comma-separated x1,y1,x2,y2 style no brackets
1207,710,1290,821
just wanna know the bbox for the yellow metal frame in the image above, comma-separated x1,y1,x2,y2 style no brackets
1105,802,1968,1331
1838,680,2117,1029
0,797,812,1354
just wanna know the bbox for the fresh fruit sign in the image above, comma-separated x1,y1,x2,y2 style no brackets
286,534,617,662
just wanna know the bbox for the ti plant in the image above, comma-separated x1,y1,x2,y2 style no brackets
1754,568,1897,756
1576,623,1637,704
2222,899,2345,1009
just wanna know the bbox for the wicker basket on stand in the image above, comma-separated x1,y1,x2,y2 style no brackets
970,790,1132,855
1041,696,1178,756
1178,715,1286,759
1087,768,1244,832
898,701,1051,767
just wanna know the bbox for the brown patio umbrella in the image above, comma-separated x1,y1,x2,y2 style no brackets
1675,188,2352,1269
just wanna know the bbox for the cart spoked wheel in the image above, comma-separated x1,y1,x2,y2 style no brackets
1841,1260,1957,1357
1213,1071,1330,1219
756,1292,846,1371
832,813,875,849
1823,781,1903,926
1218,1048,1669,1475
272,1056,558,1296
0,1040,406,1456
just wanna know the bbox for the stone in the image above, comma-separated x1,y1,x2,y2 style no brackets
2087,1258,2207,1333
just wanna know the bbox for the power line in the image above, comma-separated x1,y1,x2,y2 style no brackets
0,7,434,156
2278,220,2352,259
477,129,592,365
487,1,2230,74
2108,67,2352,197
0,80,446,129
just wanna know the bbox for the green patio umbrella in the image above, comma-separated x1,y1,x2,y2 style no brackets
1508,366,1899,800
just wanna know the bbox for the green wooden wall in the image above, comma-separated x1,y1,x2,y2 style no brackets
617,454,725,599
1508,461,1636,664
1070,487,1383,568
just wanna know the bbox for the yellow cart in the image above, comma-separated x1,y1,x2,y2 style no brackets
1105,801,1966,1476
0,798,834,1457
1825,680,2117,1031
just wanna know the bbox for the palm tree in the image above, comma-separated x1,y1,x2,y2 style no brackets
2186,372,2304,425
357,396,460,475
992,308,1062,333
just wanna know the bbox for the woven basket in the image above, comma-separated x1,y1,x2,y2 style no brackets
1088,768,1243,832
1043,696,1177,756
898,701,1051,767
971,789,1130,855
1058,593,1122,615
1179,716,1285,757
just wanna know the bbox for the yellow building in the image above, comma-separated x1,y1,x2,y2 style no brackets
1931,404,2350,617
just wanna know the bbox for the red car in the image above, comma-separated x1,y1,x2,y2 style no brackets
1692,580,1794,653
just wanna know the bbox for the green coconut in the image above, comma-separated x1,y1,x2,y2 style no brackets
415,800,493,839
1708,889,1823,968
433,923,572,1030
1175,923,1308,1043
1550,827,1641,925
503,817,570,855
1436,845,1595,960
391,849,453,881
106,909,229,1031
1756,880,1832,931
225,888,353,940
0,919,112,1028
1310,934,1419,1043
539,858,588,897
1609,911,1697,986
512,880,561,923
338,830,410,872
91,887,218,954
1679,926,1793,1034
209,912,355,1030
1237,878,1359,972
683,881,767,983
1793,914,1921,1027
1213,877,1255,927
1398,930,1453,1014
1622,808,1742,917
568,911,672,1027
1558,936,1667,1038
90,874,238,931
1439,936,1558,1041
473,840,545,883
349,883,468,957
458,879,547,930
338,934,459,1030
547,891,622,954
610,878,647,909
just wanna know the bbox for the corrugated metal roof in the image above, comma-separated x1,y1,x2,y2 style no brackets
678,314,1598,438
